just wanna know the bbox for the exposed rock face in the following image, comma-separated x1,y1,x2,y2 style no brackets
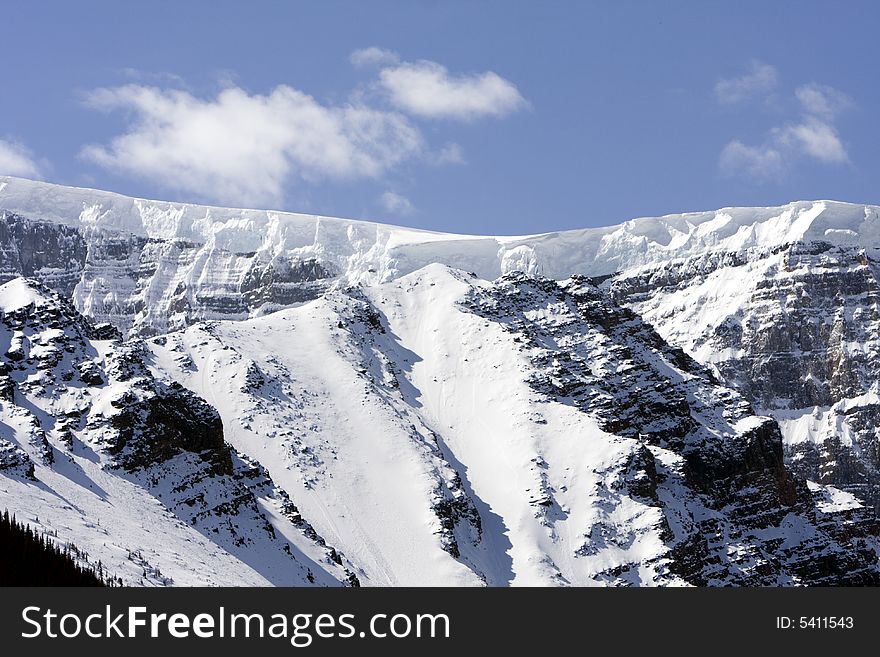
611,242,880,514
0,278,224,473
0,278,358,586
106,378,229,474
681,418,798,510
459,272,879,585
0,212,334,337
0,439,35,479
0,211,87,297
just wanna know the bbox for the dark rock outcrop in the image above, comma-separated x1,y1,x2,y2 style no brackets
462,272,880,585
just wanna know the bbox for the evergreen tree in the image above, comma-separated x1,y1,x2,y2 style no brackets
0,509,106,586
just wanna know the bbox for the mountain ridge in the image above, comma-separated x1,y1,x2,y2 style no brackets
2,177,880,586
2,174,875,238
2,175,878,283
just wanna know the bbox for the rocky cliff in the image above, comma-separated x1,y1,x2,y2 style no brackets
610,240,880,514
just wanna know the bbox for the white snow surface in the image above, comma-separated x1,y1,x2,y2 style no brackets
806,481,864,513
2,175,878,283
0,279,354,587
0,277,47,312
142,266,671,585
775,389,880,448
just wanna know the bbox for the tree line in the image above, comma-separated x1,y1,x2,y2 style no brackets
0,509,108,586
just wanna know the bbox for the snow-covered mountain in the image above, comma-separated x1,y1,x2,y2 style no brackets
608,231,880,513
1,175,879,586
0,277,358,585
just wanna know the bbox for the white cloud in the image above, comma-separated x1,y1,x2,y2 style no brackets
378,60,526,120
719,116,848,181
717,65,853,180
80,53,524,206
0,139,42,179
795,83,852,119
431,142,466,165
715,61,778,104
719,140,784,180
776,118,848,163
350,47,400,69
80,84,423,207
379,190,414,216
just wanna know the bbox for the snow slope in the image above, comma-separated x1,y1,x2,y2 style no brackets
0,279,357,586
144,265,878,586
145,271,673,585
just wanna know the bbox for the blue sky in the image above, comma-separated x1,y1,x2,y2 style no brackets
2,1,878,234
